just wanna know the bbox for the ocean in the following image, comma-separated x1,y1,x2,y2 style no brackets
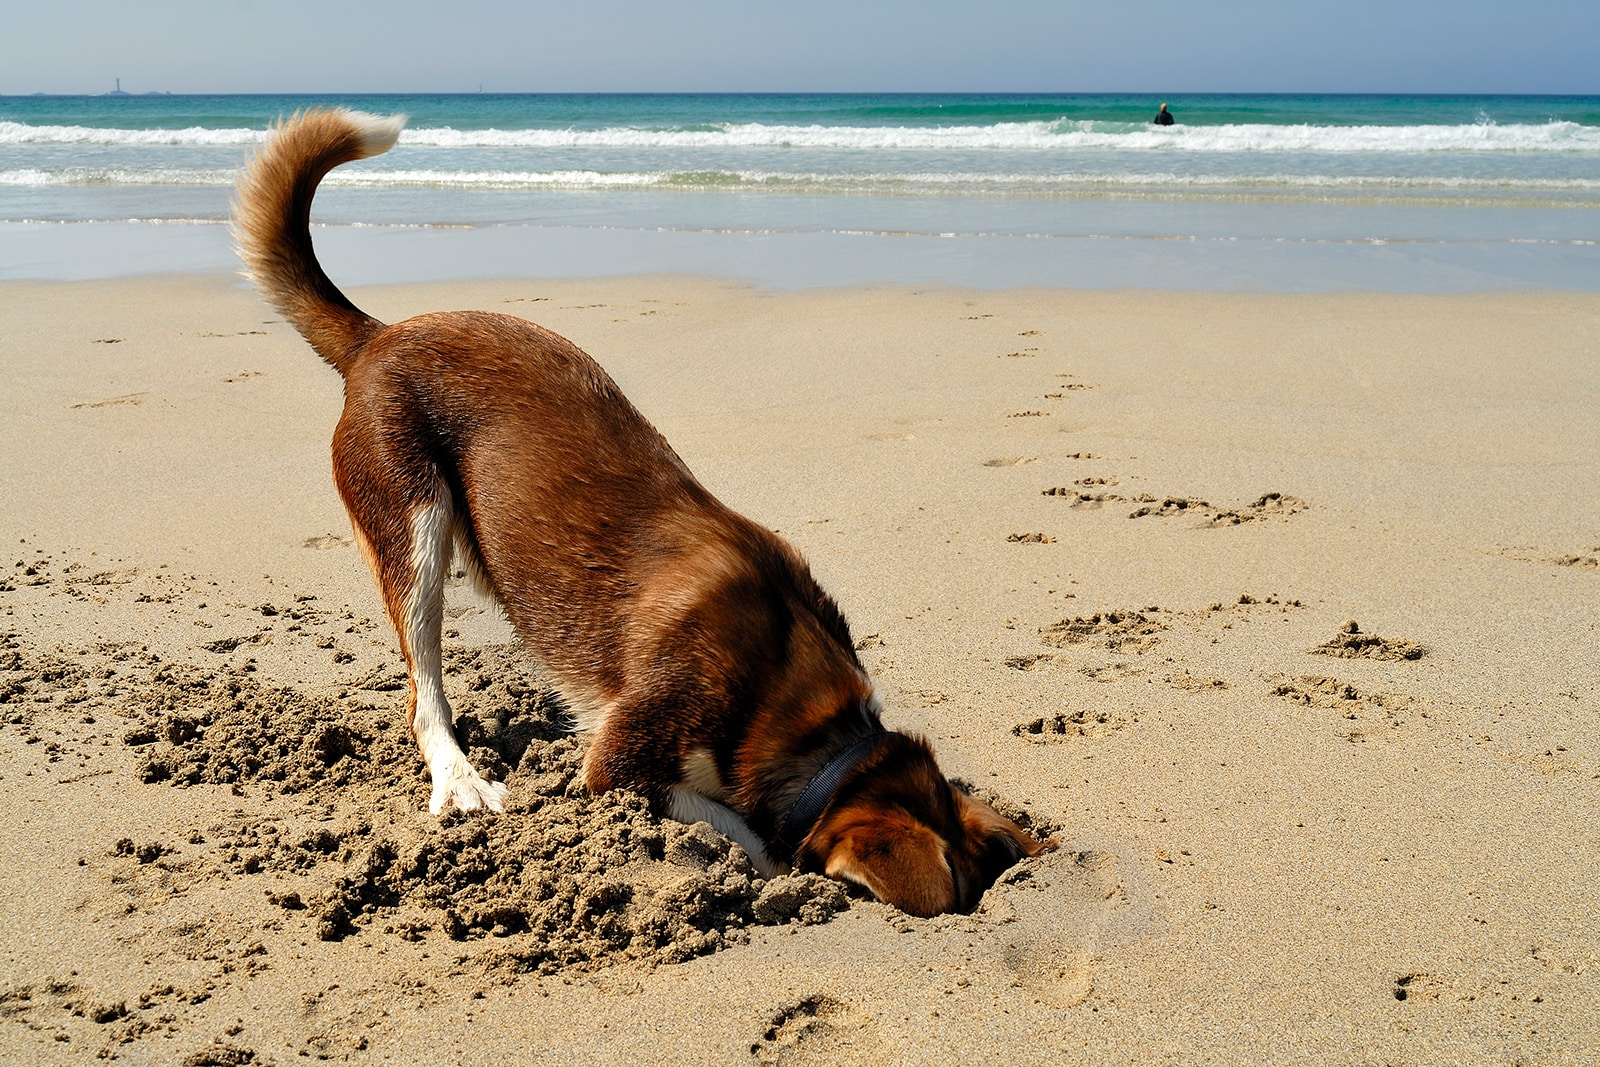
3,92,1599,290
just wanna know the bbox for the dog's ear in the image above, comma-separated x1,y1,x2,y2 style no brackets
819,811,955,918
954,789,1055,889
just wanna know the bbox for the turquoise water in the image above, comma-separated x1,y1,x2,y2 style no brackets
3,93,1598,289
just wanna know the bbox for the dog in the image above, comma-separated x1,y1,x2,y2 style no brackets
233,109,1050,917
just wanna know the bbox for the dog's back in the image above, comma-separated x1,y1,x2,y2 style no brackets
234,108,869,806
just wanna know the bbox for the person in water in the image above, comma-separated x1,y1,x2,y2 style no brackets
1154,102,1174,126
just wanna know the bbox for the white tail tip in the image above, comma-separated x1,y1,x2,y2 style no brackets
342,109,408,158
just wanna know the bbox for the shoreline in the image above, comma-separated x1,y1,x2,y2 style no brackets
5,219,1599,293
3,275,1597,1064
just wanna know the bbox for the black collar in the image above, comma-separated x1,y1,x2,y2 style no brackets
767,728,887,867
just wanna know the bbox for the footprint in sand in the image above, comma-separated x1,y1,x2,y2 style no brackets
1127,496,1211,519
1012,707,1133,741
907,786,1133,1009
199,631,271,654
1393,972,1447,1002
1164,670,1230,692
1205,492,1308,526
751,995,882,1065
1039,609,1166,654
1493,543,1600,570
978,849,1126,1008
1270,674,1421,742
1121,491,1307,525
1044,488,1127,509
71,392,147,409
1077,661,1148,684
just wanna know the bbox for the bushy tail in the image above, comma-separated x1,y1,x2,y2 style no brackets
233,108,407,375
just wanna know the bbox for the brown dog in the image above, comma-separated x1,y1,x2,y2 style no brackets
233,109,1049,916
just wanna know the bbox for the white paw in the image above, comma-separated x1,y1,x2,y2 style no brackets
428,757,509,815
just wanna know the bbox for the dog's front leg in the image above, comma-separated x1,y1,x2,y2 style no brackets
586,715,780,875
668,788,784,878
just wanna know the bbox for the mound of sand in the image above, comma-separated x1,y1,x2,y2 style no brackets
1311,620,1426,661
5,636,853,974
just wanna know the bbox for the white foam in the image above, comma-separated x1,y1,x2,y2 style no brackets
394,119,1600,153
10,164,1598,199
322,168,677,189
0,167,235,186
6,119,1600,153
0,121,260,146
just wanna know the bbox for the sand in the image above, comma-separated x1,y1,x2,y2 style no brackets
1,274,1597,1065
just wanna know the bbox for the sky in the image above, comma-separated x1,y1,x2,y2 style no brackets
4,0,1598,96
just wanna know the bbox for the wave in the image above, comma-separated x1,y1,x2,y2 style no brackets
8,165,1600,197
0,122,260,146
0,167,235,186
399,120,1600,154
4,118,1600,153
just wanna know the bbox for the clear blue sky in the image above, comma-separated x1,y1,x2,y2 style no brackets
5,0,1597,96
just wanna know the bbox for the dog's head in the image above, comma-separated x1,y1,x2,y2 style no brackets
797,734,1053,917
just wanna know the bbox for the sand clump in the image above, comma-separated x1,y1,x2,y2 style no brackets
1311,620,1426,661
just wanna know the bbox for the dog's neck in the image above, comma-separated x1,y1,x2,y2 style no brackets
765,726,888,865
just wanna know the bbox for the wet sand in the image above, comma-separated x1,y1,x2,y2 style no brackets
2,274,1597,1064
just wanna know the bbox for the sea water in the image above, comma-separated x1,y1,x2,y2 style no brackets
3,93,1598,290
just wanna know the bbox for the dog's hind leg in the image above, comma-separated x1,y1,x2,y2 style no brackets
400,493,509,814
333,421,508,815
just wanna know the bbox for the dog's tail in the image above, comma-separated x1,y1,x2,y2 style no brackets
233,108,407,375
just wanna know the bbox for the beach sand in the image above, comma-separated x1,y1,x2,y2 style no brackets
2,274,1597,1064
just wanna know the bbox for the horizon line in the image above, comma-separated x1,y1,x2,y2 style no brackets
6,88,1600,99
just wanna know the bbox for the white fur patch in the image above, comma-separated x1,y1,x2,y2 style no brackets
404,496,506,814
669,788,782,879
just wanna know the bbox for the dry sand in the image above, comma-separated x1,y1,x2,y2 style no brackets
1,274,1597,1065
